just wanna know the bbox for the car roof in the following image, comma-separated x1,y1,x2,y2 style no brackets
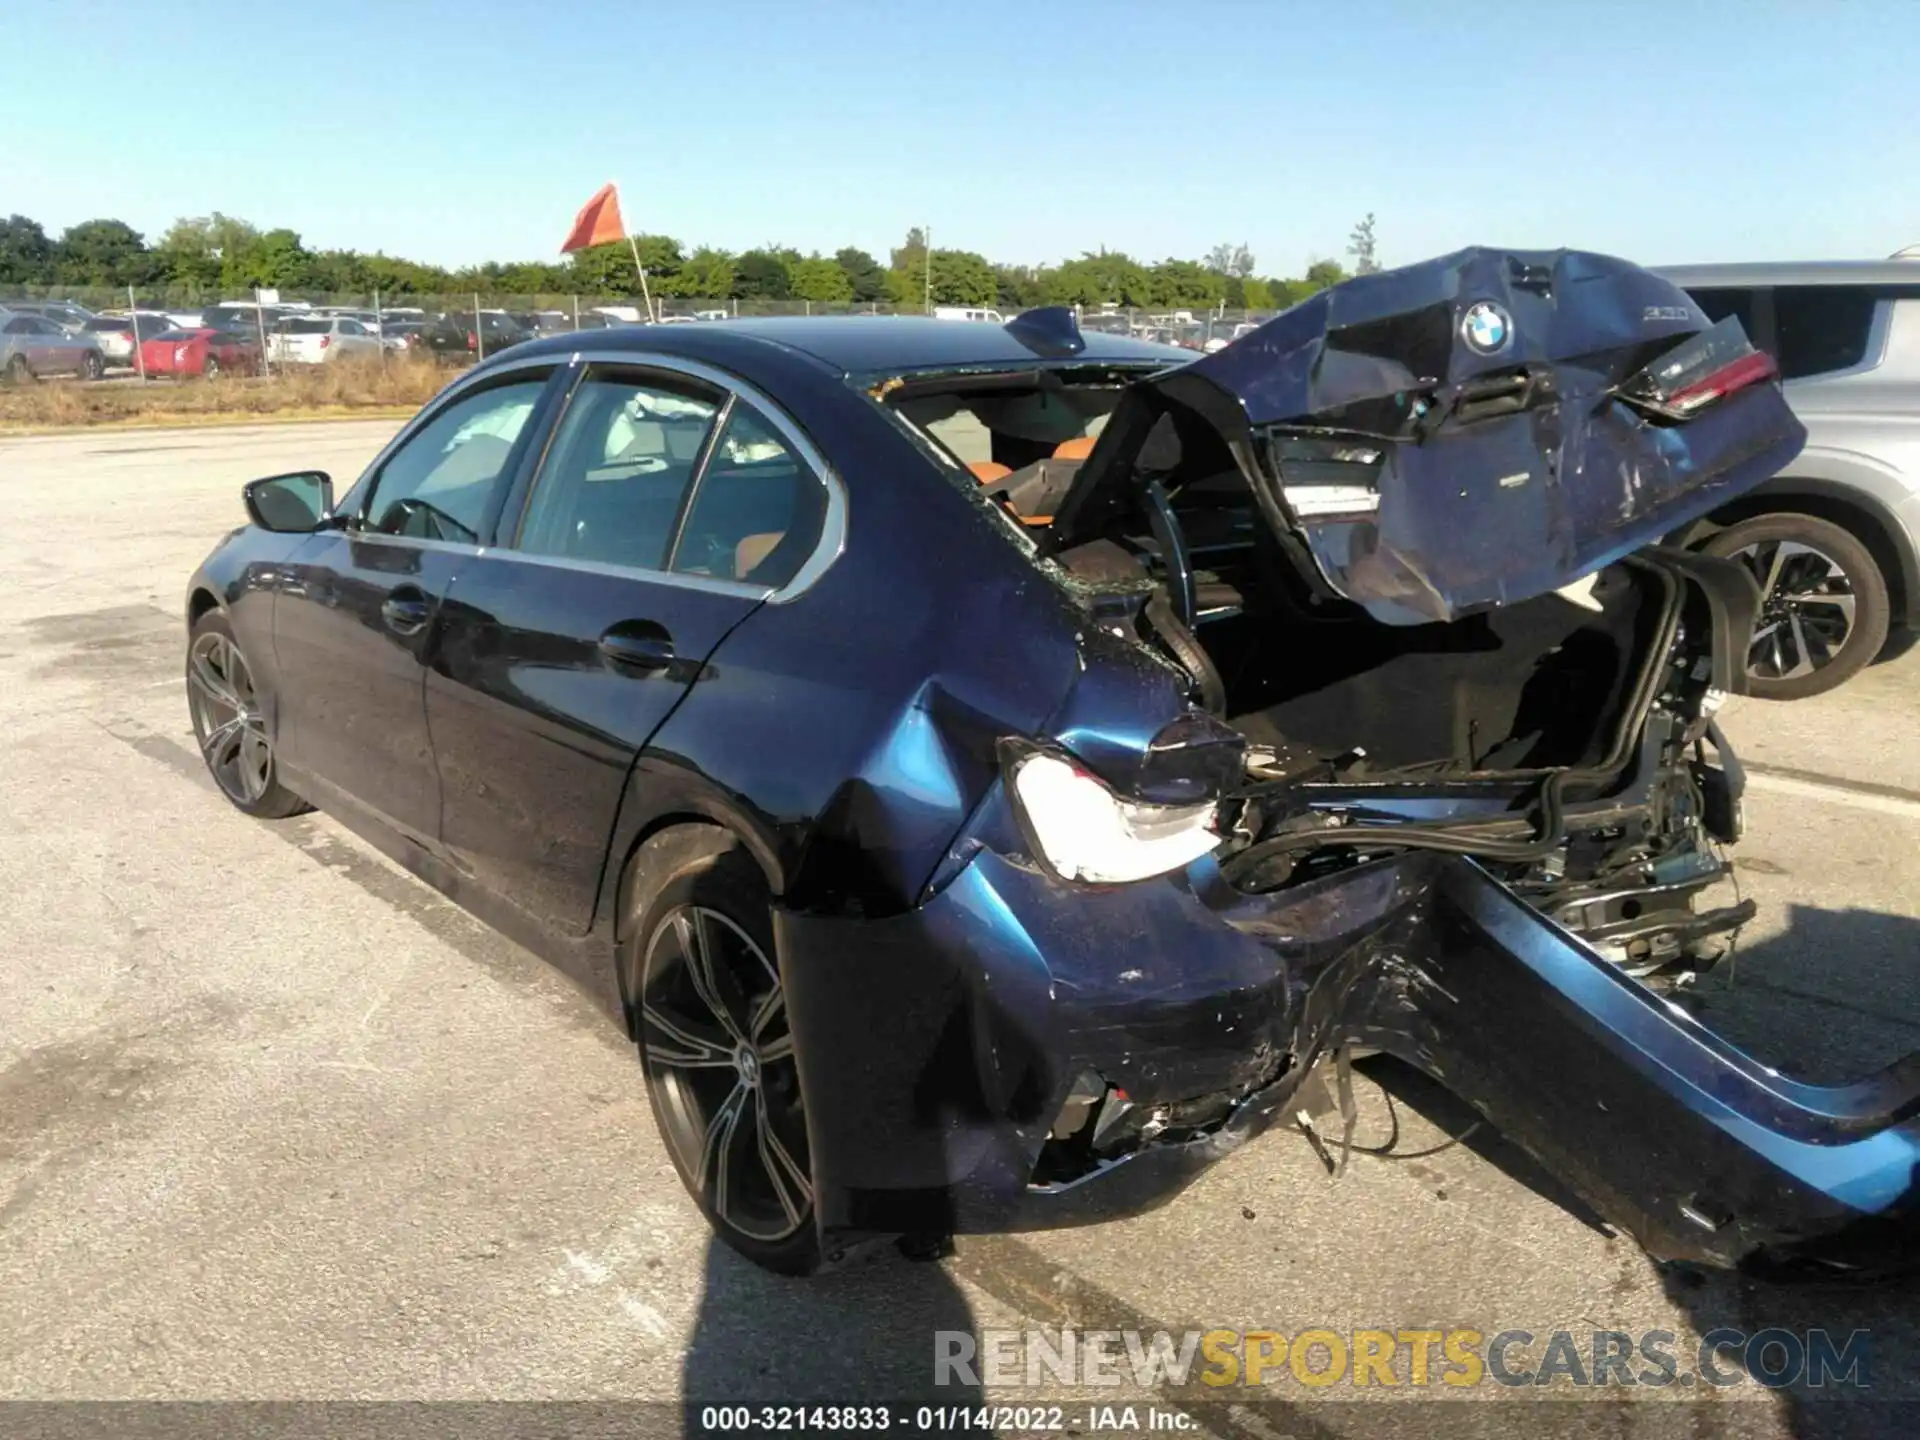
489,314,1190,378
1655,259,1920,288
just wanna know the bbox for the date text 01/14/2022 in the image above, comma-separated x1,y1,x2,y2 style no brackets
696,1404,1199,1432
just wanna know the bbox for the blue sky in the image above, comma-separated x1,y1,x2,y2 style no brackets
2,0,1915,274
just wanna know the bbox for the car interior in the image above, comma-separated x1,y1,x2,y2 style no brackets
893,373,1670,779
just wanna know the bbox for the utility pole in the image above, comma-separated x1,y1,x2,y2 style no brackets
923,223,932,314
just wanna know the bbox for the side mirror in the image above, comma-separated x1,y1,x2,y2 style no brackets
243,471,334,533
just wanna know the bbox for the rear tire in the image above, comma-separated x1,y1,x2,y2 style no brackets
1701,513,1889,700
203,355,221,380
624,826,820,1277
79,350,104,381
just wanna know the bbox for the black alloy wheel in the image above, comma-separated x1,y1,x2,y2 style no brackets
184,612,311,818
79,350,104,381
629,827,818,1274
1701,513,1890,700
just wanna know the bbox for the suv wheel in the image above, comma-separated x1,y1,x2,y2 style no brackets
1701,513,1890,700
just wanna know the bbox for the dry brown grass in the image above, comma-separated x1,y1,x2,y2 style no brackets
0,355,459,432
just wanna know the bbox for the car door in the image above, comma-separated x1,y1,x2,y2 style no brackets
270,364,565,849
23,317,64,371
424,361,834,936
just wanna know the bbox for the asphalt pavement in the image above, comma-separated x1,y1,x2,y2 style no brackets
1,421,1916,1438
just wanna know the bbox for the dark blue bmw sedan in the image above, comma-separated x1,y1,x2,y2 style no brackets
186,249,1920,1278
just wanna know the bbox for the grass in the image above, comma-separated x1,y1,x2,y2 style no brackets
0,355,460,432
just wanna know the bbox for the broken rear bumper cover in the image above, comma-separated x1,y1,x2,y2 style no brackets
778,837,1920,1277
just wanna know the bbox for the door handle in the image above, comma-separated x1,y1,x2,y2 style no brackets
598,622,675,673
381,589,431,636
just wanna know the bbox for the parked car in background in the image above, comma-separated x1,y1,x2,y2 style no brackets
5,300,97,333
1660,259,1920,697
267,315,384,365
139,327,263,378
0,310,106,379
203,303,300,336
82,313,177,366
413,310,532,360
376,320,430,353
932,305,1006,323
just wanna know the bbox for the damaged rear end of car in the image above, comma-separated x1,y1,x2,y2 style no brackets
781,249,1920,1278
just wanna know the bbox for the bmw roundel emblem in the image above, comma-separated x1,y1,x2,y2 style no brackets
1461,300,1512,355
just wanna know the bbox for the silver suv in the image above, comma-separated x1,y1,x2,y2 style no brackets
1657,259,1920,697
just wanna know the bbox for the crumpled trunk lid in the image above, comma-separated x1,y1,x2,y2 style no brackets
1049,247,1808,625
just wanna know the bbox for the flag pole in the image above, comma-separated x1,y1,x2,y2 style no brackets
626,232,655,325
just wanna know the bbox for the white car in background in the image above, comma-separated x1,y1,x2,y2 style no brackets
267,315,383,365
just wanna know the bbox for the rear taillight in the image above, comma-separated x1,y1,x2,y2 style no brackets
1617,317,1778,420
318,335,330,349
467,331,478,349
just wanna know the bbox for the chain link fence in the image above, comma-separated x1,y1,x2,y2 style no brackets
3,284,1286,374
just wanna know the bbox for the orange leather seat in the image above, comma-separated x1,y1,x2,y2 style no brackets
1052,436,1096,461
968,460,1013,484
735,531,783,578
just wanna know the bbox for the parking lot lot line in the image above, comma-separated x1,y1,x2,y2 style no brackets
1744,767,1920,820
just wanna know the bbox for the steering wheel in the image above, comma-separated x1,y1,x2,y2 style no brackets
377,496,479,544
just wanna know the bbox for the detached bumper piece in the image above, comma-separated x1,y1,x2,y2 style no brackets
778,847,1920,1276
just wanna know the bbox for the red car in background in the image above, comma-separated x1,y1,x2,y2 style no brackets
138,327,262,378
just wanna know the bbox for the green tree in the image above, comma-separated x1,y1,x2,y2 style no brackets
1346,214,1380,275
790,255,853,303
668,247,735,301
157,213,262,291
55,219,155,286
1148,258,1225,308
926,249,995,306
834,246,887,302
1041,250,1153,308
0,215,54,285
1242,277,1274,309
1203,242,1255,279
885,227,931,307
570,234,681,297
1303,257,1348,292
995,265,1044,311
221,227,313,291
733,249,792,300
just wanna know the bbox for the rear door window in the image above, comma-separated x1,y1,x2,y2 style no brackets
512,372,723,570
1772,286,1879,379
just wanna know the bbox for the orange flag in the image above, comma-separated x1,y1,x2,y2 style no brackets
561,183,626,253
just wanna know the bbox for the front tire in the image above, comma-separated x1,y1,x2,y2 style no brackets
1701,513,1890,700
5,354,32,384
625,826,820,1276
185,611,311,818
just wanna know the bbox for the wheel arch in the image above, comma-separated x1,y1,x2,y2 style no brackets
186,585,222,628
608,810,784,1039
1695,478,1919,629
